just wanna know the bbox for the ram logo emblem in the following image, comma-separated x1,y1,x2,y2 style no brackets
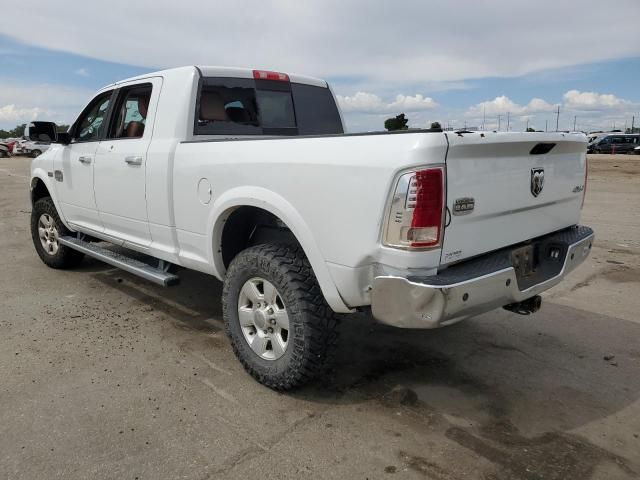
530,168,545,197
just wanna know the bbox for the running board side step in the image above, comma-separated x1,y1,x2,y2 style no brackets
58,236,180,287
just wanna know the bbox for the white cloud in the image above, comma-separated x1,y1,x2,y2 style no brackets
0,83,94,129
1,1,638,86
74,67,90,77
337,92,437,114
458,90,638,132
390,94,438,112
466,96,556,117
563,90,628,111
0,105,48,122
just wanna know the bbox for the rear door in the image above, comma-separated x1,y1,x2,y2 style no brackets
441,133,587,265
93,77,162,248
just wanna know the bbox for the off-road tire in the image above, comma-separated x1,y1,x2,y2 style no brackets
31,197,84,269
223,243,339,390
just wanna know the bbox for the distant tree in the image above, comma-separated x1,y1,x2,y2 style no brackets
384,113,409,131
56,124,70,133
526,127,536,132
12,123,26,138
430,121,442,130
0,123,27,139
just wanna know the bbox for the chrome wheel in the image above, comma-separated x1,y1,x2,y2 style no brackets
237,277,289,360
38,213,59,256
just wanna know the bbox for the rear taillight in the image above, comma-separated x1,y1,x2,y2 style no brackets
253,70,290,82
384,167,445,249
581,156,588,209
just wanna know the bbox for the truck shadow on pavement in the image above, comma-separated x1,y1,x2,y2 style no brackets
85,259,640,480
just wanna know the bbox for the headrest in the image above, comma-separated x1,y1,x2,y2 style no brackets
200,92,228,122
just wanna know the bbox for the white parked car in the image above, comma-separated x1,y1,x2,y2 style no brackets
13,138,29,154
28,66,593,389
23,140,51,157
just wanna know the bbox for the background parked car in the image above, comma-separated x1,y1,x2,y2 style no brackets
12,138,29,155
23,140,50,157
588,134,640,154
0,143,11,158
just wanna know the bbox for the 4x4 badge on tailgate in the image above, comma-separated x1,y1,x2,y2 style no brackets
531,168,544,197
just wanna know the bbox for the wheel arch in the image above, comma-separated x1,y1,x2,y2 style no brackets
208,187,352,314
30,173,71,230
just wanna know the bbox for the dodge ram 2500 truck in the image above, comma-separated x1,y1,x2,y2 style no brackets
28,66,593,390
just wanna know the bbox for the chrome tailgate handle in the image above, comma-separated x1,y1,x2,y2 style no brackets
78,156,92,164
125,156,143,166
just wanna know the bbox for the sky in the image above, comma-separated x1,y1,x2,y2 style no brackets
1,0,639,133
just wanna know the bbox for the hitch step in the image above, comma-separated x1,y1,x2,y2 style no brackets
58,236,180,287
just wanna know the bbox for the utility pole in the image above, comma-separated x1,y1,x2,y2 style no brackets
497,114,502,131
632,115,635,133
506,112,510,131
573,115,577,131
526,118,529,131
482,105,486,131
545,120,548,132
555,105,560,131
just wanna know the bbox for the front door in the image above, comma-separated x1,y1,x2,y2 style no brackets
54,90,114,232
93,78,162,248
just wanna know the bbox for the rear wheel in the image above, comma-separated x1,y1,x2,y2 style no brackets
31,197,84,268
223,243,339,390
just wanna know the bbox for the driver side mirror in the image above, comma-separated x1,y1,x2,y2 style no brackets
26,121,70,145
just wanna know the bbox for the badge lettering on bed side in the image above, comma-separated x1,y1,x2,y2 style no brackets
444,250,463,262
453,197,475,215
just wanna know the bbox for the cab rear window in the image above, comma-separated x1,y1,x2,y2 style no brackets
194,77,343,136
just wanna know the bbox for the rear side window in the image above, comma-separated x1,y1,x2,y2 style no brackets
194,77,342,136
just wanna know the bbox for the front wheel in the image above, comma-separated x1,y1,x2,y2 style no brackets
223,243,339,390
31,197,84,269
31,150,42,158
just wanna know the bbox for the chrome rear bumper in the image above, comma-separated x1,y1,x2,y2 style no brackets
371,226,594,329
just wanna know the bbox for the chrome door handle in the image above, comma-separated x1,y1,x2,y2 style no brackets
78,156,92,164
125,156,143,166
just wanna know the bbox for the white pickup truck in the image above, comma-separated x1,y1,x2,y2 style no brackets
28,66,593,389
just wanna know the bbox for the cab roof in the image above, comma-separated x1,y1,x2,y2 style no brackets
105,66,327,89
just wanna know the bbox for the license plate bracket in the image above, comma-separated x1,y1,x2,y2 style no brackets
511,244,537,279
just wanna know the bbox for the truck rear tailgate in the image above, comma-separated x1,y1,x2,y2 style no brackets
441,132,587,265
